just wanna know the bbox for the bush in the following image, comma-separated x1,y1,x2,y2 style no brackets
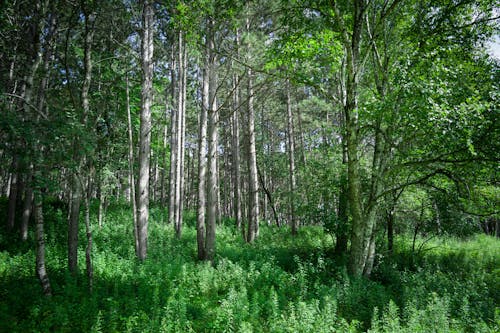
0,203,498,332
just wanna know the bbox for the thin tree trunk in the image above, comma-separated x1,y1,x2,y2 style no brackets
363,229,376,276
84,168,94,293
258,167,280,227
34,188,52,296
387,208,394,253
246,67,259,242
216,151,221,224
68,9,95,275
232,29,242,230
245,13,259,242
126,74,139,254
136,0,154,261
286,80,297,235
205,20,218,261
297,105,307,167
179,38,187,225
160,103,168,209
174,30,186,238
21,165,34,241
22,8,57,241
68,174,81,274
7,157,19,230
10,1,49,233
168,44,178,226
197,53,209,260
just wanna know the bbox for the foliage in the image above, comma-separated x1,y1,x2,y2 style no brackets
1,204,498,332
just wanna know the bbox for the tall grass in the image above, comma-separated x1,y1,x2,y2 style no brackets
0,203,498,332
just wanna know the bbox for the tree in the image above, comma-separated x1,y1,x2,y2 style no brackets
136,0,154,261
286,79,298,235
245,10,260,243
205,17,219,261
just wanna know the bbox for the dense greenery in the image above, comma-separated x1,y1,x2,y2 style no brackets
1,202,498,332
0,0,498,331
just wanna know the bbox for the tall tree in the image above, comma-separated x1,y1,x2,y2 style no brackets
173,30,187,238
245,13,259,243
136,0,154,261
286,79,298,235
205,17,218,261
197,48,209,260
126,74,139,255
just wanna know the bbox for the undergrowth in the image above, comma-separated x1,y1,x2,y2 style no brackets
0,203,498,332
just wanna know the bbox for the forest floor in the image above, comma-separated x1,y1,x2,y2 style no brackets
0,202,499,332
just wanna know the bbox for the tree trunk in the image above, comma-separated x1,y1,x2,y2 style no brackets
258,167,280,227
34,188,52,296
232,30,242,230
68,8,95,275
9,1,49,232
160,102,168,209
97,178,104,228
363,229,376,276
331,0,368,277
136,0,154,261
286,80,297,235
68,174,81,274
174,30,187,238
84,169,94,293
205,21,218,261
197,50,209,260
387,208,394,254
246,67,259,242
168,43,178,227
334,170,349,255
21,164,34,241
7,157,19,230
126,74,139,254
297,105,307,167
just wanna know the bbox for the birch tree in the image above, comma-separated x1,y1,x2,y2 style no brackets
136,0,154,261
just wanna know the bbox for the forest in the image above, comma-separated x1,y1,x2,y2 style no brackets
0,0,499,332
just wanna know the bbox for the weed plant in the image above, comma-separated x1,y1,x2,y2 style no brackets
0,202,498,332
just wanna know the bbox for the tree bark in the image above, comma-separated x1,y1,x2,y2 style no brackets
168,43,178,226
232,29,242,230
232,93,242,229
258,166,280,227
246,67,259,242
245,13,260,242
84,169,94,293
68,174,81,274
126,74,139,254
387,208,394,253
174,30,187,238
334,169,349,255
197,50,209,260
160,101,168,209
34,188,52,296
331,0,368,277
205,20,218,261
21,165,34,241
68,8,95,275
136,0,154,261
286,80,298,235
7,157,19,230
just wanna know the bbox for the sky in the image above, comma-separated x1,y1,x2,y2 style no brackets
487,35,500,59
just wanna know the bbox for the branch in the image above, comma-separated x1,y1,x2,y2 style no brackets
373,169,445,202
2,93,48,120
